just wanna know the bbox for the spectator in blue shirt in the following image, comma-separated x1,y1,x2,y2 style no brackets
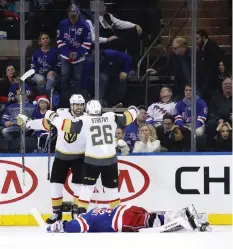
124,105,147,151
31,32,60,95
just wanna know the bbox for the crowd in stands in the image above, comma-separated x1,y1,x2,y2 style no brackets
0,0,232,153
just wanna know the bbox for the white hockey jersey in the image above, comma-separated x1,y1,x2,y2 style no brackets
26,108,86,160
52,110,136,166
147,101,176,126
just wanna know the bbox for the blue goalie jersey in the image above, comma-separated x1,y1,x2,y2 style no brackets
63,206,129,233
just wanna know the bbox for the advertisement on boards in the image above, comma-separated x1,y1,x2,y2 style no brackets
0,155,231,216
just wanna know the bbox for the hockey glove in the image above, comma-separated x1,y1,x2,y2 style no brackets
17,114,28,126
45,110,58,123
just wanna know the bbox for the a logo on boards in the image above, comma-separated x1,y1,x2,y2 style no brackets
64,160,150,203
175,166,230,195
0,160,38,204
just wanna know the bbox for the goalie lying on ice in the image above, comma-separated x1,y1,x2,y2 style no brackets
46,203,211,233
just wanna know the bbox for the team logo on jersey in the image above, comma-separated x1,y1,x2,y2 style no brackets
0,160,38,204
64,132,77,143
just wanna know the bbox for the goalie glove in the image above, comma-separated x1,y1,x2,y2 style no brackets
47,220,65,233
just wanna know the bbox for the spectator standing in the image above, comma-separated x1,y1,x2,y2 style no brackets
101,49,132,105
124,105,147,151
162,37,204,98
175,84,208,137
89,1,142,69
147,86,176,127
31,33,60,96
57,4,92,107
196,30,222,101
1,88,35,142
133,124,160,153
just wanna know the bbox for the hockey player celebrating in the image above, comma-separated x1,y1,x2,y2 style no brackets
45,203,211,233
44,100,139,214
17,94,87,224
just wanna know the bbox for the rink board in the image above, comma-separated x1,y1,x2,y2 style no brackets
0,153,232,226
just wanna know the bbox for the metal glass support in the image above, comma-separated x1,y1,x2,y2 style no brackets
191,0,197,152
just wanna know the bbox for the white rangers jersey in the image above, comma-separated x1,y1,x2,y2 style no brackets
26,108,86,160
51,110,135,166
147,101,176,126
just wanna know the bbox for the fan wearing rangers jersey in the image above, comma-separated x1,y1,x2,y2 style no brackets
57,4,92,106
46,204,211,233
17,95,87,224
44,101,139,215
174,84,208,136
147,87,176,127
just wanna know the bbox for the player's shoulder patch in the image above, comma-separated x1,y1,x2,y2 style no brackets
57,108,69,114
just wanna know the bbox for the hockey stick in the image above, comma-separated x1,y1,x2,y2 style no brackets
19,69,35,186
47,88,54,181
31,208,47,230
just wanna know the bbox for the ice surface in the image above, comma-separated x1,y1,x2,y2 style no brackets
0,226,232,249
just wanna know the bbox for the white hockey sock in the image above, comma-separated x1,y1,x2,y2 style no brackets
78,184,96,209
104,187,121,208
72,183,82,210
51,183,64,213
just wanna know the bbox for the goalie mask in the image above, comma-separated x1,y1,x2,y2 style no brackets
70,94,85,116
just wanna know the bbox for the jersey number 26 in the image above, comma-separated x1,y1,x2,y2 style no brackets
90,125,113,146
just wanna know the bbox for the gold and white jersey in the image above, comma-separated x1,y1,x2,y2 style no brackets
53,110,135,166
26,108,86,160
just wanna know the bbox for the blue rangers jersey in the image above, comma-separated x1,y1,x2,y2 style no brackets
31,47,61,76
175,96,208,128
63,206,130,233
56,18,92,64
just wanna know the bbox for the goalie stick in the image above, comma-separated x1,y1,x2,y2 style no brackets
19,69,35,186
31,208,47,231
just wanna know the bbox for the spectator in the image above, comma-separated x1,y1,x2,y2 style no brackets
217,61,232,90
57,4,92,107
101,49,132,105
0,65,13,103
8,76,31,102
207,77,232,140
31,32,60,96
0,65,31,103
26,0,57,39
0,0,19,39
133,124,160,153
175,84,208,137
115,127,130,156
156,114,191,152
213,122,232,152
147,86,176,127
124,105,147,151
1,88,35,142
161,37,204,98
31,95,51,152
89,1,142,70
196,30,222,100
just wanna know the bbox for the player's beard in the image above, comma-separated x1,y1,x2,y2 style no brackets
72,108,83,117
